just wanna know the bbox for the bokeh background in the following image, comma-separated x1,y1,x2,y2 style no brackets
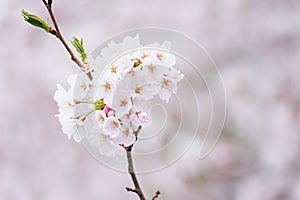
1,0,300,199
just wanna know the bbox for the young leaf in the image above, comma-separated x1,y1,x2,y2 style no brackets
70,37,87,62
21,10,50,32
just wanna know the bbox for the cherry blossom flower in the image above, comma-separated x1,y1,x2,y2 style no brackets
103,116,120,138
113,124,136,147
94,110,107,126
88,130,122,157
54,35,184,156
54,84,74,115
111,88,132,118
67,73,91,100
59,117,84,142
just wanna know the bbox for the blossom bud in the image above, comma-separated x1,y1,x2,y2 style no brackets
137,112,150,123
133,59,142,68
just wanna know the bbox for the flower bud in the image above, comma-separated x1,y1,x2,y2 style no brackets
133,59,142,68
137,112,150,123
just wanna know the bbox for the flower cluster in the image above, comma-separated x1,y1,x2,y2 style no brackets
54,35,184,156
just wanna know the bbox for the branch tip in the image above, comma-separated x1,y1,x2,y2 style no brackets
152,190,161,200
126,187,139,193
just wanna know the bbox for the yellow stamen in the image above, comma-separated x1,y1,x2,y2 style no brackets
65,102,73,108
100,134,107,140
103,81,111,91
110,65,117,73
80,83,87,90
135,86,142,93
148,65,155,73
157,53,164,60
112,121,119,128
120,99,127,106
162,78,169,87
142,53,148,59
123,128,130,136
98,114,104,121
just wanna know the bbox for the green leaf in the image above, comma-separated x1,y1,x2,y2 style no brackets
70,37,87,62
21,10,50,32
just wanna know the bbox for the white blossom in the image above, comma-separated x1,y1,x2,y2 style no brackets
54,84,74,115
88,130,122,157
59,117,84,142
68,73,91,100
54,35,184,157
113,124,136,147
103,116,120,138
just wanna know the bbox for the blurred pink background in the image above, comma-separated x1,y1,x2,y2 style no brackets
1,0,300,199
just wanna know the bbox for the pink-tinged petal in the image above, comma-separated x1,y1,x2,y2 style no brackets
107,110,115,117
137,112,150,123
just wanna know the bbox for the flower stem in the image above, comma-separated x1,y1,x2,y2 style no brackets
41,0,93,80
125,126,146,200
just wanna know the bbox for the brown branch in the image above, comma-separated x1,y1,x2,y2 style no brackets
41,0,93,81
125,125,146,200
152,191,160,200
133,125,142,138
126,187,139,193
48,0,52,7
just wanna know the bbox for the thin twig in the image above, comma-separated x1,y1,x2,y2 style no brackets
126,187,139,193
41,0,93,80
152,191,160,200
125,125,146,200
133,125,142,138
